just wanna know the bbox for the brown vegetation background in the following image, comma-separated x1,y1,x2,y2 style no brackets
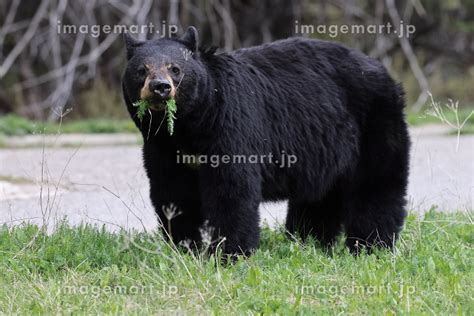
0,0,473,120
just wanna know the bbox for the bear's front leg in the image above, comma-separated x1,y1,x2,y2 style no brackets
200,164,262,256
143,143,204,248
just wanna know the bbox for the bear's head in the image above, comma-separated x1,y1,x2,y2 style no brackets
122,26,209,131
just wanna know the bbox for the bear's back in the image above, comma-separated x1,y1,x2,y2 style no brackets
229,37,387,86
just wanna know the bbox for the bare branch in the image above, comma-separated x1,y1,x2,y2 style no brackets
386,0,430,111
0,0,51,78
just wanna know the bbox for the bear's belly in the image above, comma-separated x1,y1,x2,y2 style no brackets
261,177,291,201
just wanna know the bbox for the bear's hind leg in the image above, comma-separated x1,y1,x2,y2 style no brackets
343,189,407,253
286,189,344,247
343,91,410,253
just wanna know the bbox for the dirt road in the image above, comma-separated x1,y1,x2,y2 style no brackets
1,127,472,230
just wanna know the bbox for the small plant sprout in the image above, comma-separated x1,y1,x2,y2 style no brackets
162,203,182,238
426,92,474,152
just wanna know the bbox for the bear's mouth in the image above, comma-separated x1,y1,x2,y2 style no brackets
147,98,168,111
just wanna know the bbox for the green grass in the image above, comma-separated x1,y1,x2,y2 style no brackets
133,99,151,122
2,106,474,136
133,98,178,135
406,106,474,127
0,115,138,136
456,124,474,135
0,174,34,184
0,211,472,314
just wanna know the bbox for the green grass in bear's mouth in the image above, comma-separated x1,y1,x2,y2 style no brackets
133,99,150,122
133,99,177,135
166,99,177,136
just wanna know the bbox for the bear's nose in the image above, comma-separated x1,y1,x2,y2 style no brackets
149,79,172,99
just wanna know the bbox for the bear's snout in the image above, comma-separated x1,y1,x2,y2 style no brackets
140,73,176,103
149,79,172,99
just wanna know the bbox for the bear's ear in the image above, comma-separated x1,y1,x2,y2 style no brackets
123,33,143,59
180,26,198,53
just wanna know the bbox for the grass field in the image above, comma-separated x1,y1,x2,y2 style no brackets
0,115,137,136
0,211,472,314
0,107,473,137
406,106,474,130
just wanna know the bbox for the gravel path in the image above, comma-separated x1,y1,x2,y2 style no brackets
1,126,472,231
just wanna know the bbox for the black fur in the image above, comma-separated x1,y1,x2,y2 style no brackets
122,27,410,255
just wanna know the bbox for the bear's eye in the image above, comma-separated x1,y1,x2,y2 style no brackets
170,66,181,76
137,66,147,77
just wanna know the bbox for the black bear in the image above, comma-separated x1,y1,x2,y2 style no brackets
122,26,410,255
